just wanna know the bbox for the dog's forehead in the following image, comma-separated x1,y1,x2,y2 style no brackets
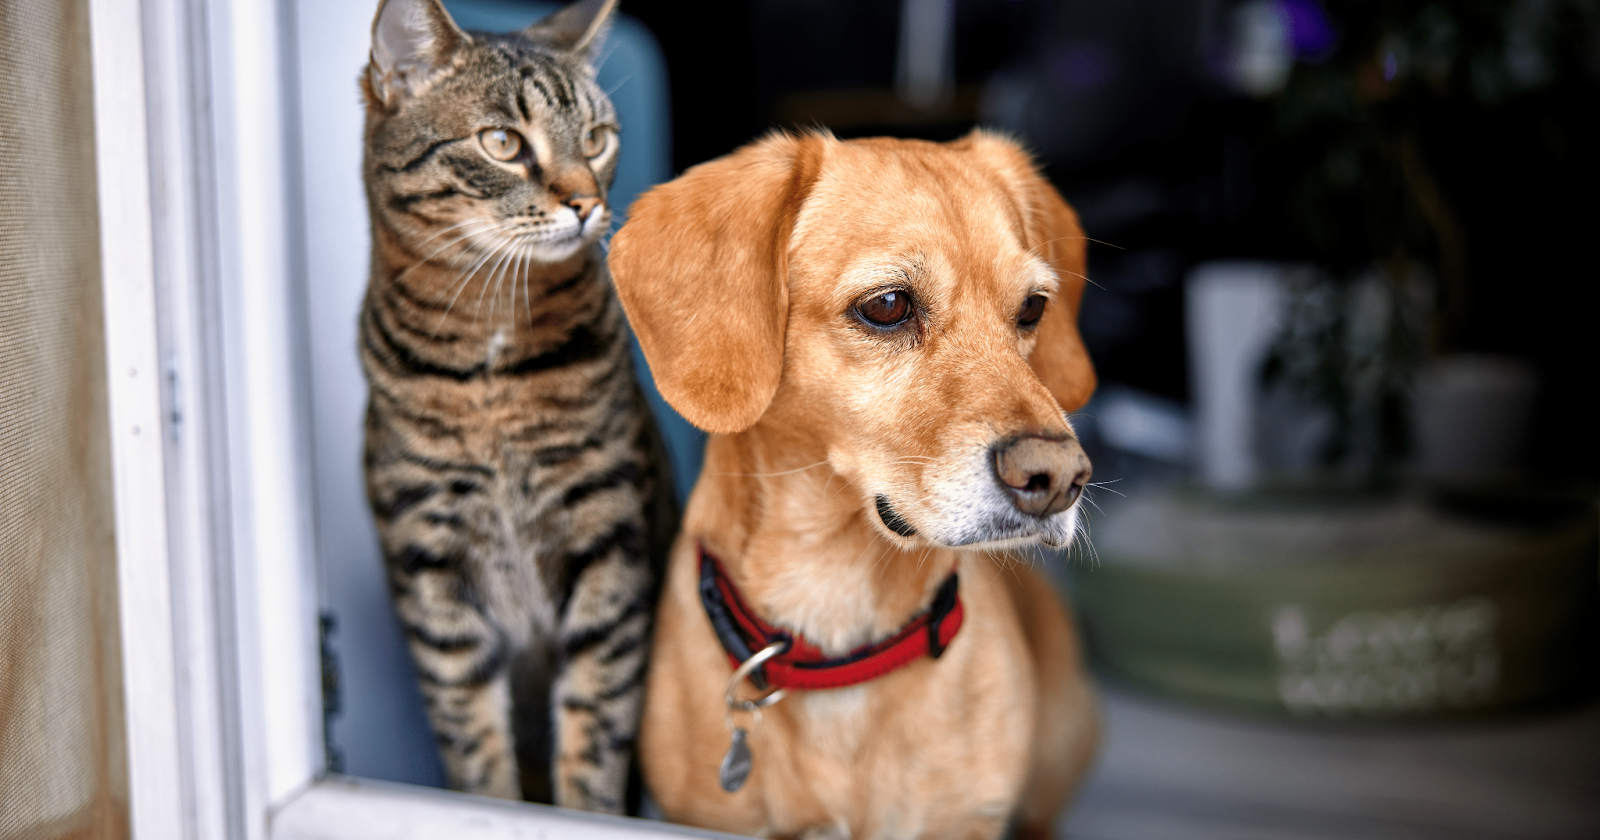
790,140,1045,295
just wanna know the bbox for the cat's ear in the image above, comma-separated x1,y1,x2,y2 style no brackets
523,0,618,64
366,0,468,108
610,133,827,434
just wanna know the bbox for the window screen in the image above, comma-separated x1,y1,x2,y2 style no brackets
0,1,129,838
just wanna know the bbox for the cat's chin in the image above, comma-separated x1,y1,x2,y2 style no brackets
527,235,590,263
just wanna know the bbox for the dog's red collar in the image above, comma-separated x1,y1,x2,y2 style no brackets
697,545,964,691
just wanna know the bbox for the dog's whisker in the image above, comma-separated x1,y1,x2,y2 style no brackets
1026,234,1126,257
823,473,858,502
714,459,832,478
1054,267,1104,291
1083,493,1107,515
868,542,897,576
984,552,1008,586
1070,513,1100,570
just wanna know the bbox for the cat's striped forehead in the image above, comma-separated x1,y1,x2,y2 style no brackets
476,35,615,124
367,34,614,164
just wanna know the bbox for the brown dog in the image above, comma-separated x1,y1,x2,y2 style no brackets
609,130,1098,839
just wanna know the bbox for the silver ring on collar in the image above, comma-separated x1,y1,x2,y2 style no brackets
725,641,788,716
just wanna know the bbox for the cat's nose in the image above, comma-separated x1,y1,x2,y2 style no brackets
567,195,602,222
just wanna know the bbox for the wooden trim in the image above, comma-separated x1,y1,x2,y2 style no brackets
88,0,188,836
200,0,324,821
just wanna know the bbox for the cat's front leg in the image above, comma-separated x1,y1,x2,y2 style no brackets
551,527,656,813
390,558,522,800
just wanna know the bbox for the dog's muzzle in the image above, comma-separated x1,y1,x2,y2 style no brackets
875,495,918,537
992,436,1091,518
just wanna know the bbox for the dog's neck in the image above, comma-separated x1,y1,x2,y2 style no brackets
686,424,955,656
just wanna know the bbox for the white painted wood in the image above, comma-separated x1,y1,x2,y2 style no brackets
93,0,323,836
137,0,254,834
271,778,742,840
87,1,187,837
200,0,325,829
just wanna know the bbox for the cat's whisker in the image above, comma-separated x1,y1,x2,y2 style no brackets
397,222,494,284
487,238,518,325
436,231,512,332
466,233,516,320
480,237,521,325
411,218,488,252
497,239,529,326
521,247,536,325
594,39,622,73
602,73,633,98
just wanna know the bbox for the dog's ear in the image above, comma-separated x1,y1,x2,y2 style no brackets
954,131,1097,412
610,133,825,434
1025,181,1097,412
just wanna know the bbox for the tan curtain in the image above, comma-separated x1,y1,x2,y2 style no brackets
0,0,130,838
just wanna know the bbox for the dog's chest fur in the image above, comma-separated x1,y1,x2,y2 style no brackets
730,553,1033,839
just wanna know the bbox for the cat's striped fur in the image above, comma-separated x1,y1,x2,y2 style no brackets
357,0,671,812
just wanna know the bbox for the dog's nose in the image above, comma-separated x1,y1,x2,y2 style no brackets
992,437,1091,518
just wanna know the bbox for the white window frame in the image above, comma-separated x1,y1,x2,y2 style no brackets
88,0,721,836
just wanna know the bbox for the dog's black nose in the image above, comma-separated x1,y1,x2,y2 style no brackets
992,437,1091,518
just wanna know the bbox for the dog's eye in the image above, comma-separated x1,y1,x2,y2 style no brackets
1018,294,1047,328
480,128,524,162
856,291,912,327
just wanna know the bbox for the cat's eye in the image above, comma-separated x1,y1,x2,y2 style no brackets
855,290,913,328
1018,294,1047,328
479,128,524,162
582,125,613,159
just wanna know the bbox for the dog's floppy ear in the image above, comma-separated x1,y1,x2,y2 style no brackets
1025,181,1097,412
610,133,825,434
954,131,1097,412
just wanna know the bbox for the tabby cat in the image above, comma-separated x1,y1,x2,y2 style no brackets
357,0,672,813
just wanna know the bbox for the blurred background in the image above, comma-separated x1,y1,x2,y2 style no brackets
624,0,1597,483
302,1,1600,837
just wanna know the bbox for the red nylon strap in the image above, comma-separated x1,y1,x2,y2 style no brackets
698,545,964,691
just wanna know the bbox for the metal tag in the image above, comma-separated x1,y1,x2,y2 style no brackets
719,727,752,792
